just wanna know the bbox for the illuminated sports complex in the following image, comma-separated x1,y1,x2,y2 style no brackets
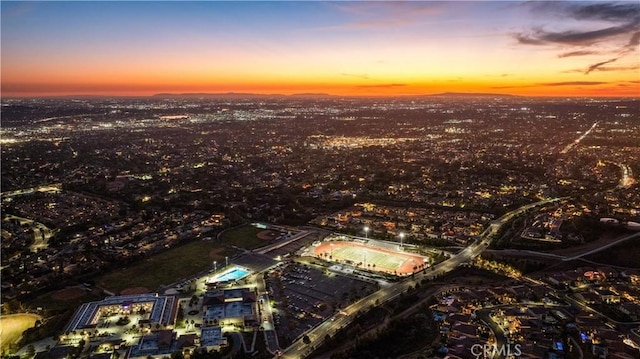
63,294,177,334
312,238,429,275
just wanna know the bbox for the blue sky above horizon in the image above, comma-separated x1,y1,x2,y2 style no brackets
2,1,639,96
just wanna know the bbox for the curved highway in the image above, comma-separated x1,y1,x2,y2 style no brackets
277,197,564,359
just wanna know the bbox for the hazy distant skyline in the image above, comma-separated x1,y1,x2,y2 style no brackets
2,1,639,97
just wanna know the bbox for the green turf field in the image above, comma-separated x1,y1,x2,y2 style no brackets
332,245,406,272
27,289,103,313
0,314,40,351
220,225,268,250
97,240,233,293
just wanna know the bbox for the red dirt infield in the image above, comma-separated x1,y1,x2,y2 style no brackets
257,230,279,240
314,241,427,275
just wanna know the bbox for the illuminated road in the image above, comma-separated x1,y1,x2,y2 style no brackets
0,183,62,197
560,121,598,154
3,214,56,254
277,197,564,359
617,162,636,189
255,273,281,352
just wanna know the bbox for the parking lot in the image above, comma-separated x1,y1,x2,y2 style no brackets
266,262,378,346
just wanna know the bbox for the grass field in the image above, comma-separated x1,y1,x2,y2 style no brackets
27,288,103,314
315,241,426,275
221,225,270,250
0,314,41,351
97,240,233,293
332,245,405,271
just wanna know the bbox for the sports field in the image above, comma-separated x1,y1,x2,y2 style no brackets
0,313,41,351
221,225,274,250
97,240,233,293
314,241,427,275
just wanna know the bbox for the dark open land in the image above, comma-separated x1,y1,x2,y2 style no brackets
221,225,274,250
27,287,103,314
97,240,233,293
584,239,640,268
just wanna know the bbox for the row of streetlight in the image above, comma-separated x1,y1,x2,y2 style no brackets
213,256,229,271
362,226,405,248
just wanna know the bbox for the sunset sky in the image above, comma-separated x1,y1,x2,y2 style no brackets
2,1,639,97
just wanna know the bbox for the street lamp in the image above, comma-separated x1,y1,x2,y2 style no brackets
363,226,370,239
399,232,405,249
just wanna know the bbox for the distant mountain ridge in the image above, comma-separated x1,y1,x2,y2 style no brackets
4,91,527,100
151,91,517,99
423,92,518,97
152,92,332,98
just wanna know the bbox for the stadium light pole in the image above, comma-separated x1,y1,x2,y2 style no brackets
399,232,405,249
363,226,369,239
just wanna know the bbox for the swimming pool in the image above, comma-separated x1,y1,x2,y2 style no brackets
433,311,447,321
211,266,250,283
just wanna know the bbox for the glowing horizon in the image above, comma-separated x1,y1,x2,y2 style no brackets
2,1,639,98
